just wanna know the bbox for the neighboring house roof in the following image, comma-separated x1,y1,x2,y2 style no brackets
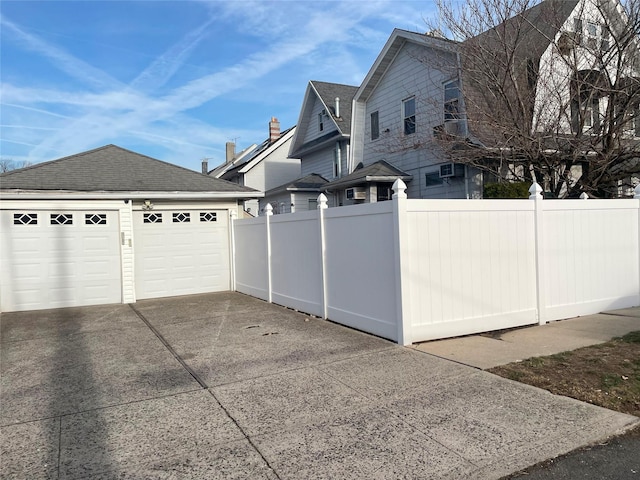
461,0,581,145
0,144,260,198
311,81,358,135
208,143,259,178
290,81,358,157
265,173,329,196
467,0,579,62
323,161,412,190
220,125,297,178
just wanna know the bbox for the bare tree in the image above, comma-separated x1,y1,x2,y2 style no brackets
430,0,640,197
0,158,33,173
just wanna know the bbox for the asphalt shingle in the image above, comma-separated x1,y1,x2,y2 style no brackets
0,145,258,193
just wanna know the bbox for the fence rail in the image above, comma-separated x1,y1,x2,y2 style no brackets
232,183,640,344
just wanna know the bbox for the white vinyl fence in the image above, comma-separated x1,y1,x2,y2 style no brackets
233,182,640,345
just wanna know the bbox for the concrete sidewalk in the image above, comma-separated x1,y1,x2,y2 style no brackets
413,307,640,369
1,294,638,479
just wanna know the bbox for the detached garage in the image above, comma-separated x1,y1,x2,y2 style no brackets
0,145,260,312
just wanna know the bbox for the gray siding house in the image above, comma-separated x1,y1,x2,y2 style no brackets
349,29,483,201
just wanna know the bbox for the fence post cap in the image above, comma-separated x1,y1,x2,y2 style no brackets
635,184,640,199
579,192,589,200
317,193,328,209
528,182,543,200
392,179,407,199
264,203,274,216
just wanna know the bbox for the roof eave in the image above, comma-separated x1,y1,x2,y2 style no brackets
0,190,264,200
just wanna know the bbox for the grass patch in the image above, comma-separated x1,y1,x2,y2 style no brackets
489,331,640,417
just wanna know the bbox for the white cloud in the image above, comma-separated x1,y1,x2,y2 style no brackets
1,0,416,168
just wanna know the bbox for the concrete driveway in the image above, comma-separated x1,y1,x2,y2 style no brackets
1,292,637,479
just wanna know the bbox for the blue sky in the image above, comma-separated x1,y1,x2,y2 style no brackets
1,0,438,172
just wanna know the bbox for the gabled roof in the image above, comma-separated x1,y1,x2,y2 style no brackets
323,160,412,190
355,29,458,104
221,125,297,178
311,81,358,135
466,0,580,72
265,173,329,196
290,80,358,157
209,143,259,178
0,144,260,198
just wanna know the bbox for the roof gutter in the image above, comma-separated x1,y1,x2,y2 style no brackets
0,190,264,200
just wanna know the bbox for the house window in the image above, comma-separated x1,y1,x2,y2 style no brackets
572,95,601,133
377,184,393,201
200,212,217,222
50,214,72,225
318,112,324,132
444,80,461,121
13,213,37,225
571,70,603,134
308,198,318,210
371,111,379,140
172,212,190,223
425,172,444,187
85,214,107,225
575,18,609,51
403,97,416,135
333,143,341,178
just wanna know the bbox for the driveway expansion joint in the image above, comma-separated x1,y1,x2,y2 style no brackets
128,303,209,390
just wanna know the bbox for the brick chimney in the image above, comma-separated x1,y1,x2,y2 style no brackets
225,141,235,163
269,117,280,142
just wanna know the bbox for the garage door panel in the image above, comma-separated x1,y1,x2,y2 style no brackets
0,210,122,312
133,209,230,300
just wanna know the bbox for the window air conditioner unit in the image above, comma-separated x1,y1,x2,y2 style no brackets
345,187,367,200
444,120,461,135
439,163,465,178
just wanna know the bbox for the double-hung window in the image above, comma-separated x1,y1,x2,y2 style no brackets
444,80,461,121
403,97,416,135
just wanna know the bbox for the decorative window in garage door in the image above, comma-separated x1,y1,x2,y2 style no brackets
51,213,73,225
143,213,162,223
85,213,107,225
13,213,38,225
200,212,217,222
172,212,191,223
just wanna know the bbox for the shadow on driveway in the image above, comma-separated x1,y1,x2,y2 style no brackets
2,292,638,479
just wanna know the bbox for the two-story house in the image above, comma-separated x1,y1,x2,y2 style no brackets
304,0,638,203
346,29,483,203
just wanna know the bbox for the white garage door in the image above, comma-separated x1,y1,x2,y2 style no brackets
0,210,122,312
133,209,230,300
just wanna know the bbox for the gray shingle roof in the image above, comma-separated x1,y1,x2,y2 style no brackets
265,173,328,196
324,161,412,189
0,144,258,194
310,81,358,135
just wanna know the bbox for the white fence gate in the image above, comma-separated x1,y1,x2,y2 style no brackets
232,183,640,345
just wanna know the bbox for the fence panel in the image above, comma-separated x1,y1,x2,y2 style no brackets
270,210,324,317
234,217,269,300
324,203,399,342
540,199,640,321
403,200,538,342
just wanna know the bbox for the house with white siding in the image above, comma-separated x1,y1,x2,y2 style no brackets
211,118,300,216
